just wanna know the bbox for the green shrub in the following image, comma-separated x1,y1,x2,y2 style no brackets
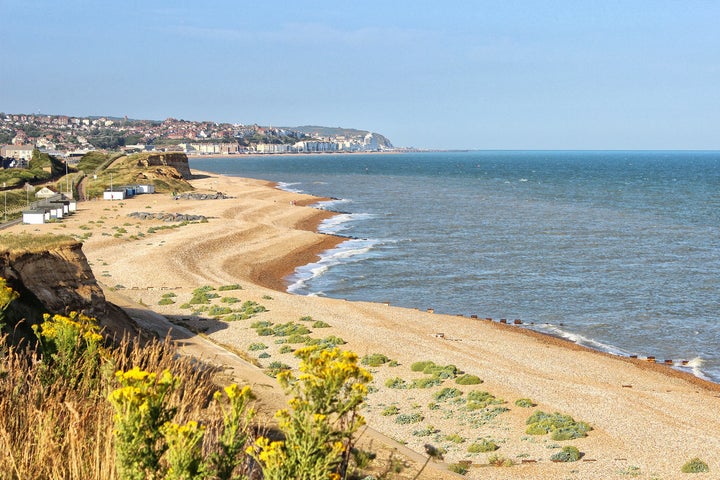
385,377,407,389
448,462,469,475
445,434,465,444
258,352,271,359
411,377,442,389
455,374,483,385
248,343,268,351
433,387,463,402
286,334,311,344
550,446,581,462
423,363,460,379
265,361,291,378
467,439,498,453
465,391,503,410
279,345,294,354
161,292,177,298
251,320,273,329
488,454,514,467
412,425,438,437
255,327,273,336
381,405,400,416
514,398,536,408
218,284,242,291
411,361,435,372
361,353,391,367
272,322,310,337
681,458,709,473
220,297,241,304
299,316,314,322
306,336,346,349
208,306,233,317
395,413,423,425
312,320,331,328
158,297,175,305
525,411,592,440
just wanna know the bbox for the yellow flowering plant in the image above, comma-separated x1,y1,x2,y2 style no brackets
208,383,256,480
248,346,372,480
0,277,18,332
108,367,179,480
32,311,106,388
161,420,206,480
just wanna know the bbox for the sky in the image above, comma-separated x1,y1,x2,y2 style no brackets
1,1,719,150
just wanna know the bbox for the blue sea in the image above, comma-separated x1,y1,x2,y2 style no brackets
191,151,720,382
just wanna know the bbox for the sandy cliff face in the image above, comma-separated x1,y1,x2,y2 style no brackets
0,243,140,339
135,152,192,179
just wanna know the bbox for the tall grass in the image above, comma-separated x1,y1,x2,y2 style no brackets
0,335,219,480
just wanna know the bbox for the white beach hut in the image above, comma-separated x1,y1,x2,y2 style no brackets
22,209,47,225
104,189,126,201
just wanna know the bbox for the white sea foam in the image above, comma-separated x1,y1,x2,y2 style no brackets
318,212,376,235
276,182,303,193
529,323,633,356
286,238,379,295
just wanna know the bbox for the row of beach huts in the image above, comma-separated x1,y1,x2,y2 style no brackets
21,184,156,224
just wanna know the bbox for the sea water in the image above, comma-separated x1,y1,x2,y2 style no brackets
191,151,720,381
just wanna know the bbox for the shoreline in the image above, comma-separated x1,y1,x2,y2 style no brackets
7,169,720,478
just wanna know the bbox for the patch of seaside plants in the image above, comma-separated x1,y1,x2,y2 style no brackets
177,285,267,321
525,411,592,441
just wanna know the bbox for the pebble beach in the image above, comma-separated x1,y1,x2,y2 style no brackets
8,169,720,480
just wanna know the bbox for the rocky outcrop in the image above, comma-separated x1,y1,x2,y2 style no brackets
0,243,140,340
127,211,207,222
134,152,192,179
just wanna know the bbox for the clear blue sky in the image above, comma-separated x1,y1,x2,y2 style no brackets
2,1,719,150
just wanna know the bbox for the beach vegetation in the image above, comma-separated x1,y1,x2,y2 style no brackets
208,305,233,317
465,390,504,410
361,353,392,367
312,320,331,328
455,373,483,385
433,387,463,402
262,294,273,300
681,458,709,473
251,320,273,328
287,333,312,344
488,454,514,467
448,462,470,475
158,297,175,305
220,296,240,303
467,439,498,453
411,360,435,372
248,342,268,351
550,445,582,462
272,321,311,337
381,405,400,416
412,425,438,437
445,433,465,444
265,360,291,377
514,398,536,408
258,352,271,358
525,411,592,440
279,345,293,354
0,232,76,253
299,315,314,322
395,413,423,424
306,335,347,349
411,376,443,389
385,377,408,389
218,283,242,291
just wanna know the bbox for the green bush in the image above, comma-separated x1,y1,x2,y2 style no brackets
514,398,536,408
218,284,242,291
220,297,240,304
361,353,391,367
286,334,311,344
258,352,271,359
525,411,592,440
272,322,310,337
412,425,438,437
410,361,435,372
312,320,331,328
681,458,709,473
433,387,463,402
251,320,273,329
248,343,268,351
395,413,423,425
306,336,346,349
279,345,293,354
465,391,503,410
385,377,407,389
550,445,581,462
381,405,400,416
411,377,442,389
423,363,460,379
158,298,175,305
445,434,465,444
467,439,498,453
208,306,233,317
266,361,291,378
447,462,469,475
455,374,483,385
488,454,514,467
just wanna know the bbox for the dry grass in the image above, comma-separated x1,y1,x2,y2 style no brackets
0,335,224,480
0,233,78,253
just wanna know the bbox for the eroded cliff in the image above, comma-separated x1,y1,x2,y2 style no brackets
0,242,140,340
134,152,192,179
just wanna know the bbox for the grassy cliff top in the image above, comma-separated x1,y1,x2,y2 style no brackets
0,233,77,253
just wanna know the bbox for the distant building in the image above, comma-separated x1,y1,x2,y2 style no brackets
0,145,34,162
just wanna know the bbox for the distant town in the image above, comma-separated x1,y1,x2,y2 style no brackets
0,112,399,167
